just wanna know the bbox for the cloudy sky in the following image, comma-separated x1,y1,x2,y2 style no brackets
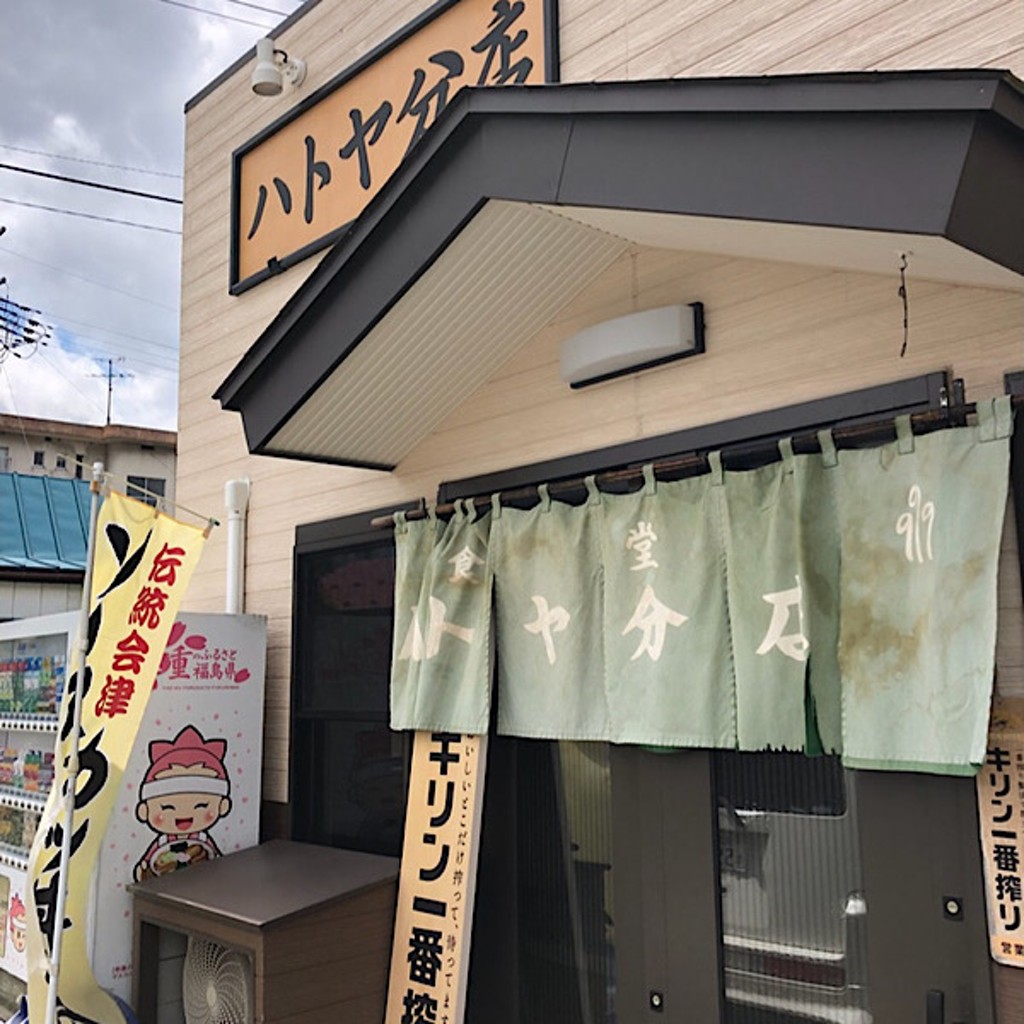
0,0,302,430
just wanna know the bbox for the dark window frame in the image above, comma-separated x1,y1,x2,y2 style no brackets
289,502,418,855
126,475,166,506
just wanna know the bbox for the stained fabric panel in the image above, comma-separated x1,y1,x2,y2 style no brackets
601,464,735,747
836,400,1012,774
492,481,609,740
724,445,812,753
390,501,493,732
389,398,1014,777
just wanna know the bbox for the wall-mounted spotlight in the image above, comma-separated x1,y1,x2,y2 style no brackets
251,36,307,97
560,302,705,389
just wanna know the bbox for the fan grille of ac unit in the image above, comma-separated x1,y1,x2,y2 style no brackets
183,937,253,1024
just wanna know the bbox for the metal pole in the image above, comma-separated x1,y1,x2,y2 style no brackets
44,461,104,1024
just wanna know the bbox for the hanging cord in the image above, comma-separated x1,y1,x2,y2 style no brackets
898,252,910,358
90,465,219,532
370,395,1022,528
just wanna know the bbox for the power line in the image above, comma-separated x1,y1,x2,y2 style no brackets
0,246,178,313
0,143,182,181
42,310,178,359
71,342,178,378
0,162,181,205
0,197,180,235
150,0,275,29
222,0,294,16
30,345,110,421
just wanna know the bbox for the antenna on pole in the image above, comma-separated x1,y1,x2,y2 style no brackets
91,357,133,425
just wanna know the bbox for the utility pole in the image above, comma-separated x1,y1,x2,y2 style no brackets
92,357,133,425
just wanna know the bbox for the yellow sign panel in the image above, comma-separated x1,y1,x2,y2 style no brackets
231,0,556,291
978,697,1024,967
27,491,207,1024
386,731,487,1024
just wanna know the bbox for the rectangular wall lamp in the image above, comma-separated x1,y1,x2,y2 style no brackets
560,302,705,389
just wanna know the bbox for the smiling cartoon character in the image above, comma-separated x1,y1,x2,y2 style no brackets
133,725,232,883
9,894,25,953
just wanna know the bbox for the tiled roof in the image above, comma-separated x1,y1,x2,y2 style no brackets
0,473,91,572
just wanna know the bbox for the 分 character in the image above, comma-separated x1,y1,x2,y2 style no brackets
133,725,231,882
9,894,25,953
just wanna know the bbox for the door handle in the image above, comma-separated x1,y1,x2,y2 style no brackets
926,989,944,1024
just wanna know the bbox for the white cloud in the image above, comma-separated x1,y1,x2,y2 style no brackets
45,113,104,159
0,338,176,430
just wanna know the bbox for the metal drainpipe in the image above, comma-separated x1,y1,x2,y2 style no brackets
224,478,250,614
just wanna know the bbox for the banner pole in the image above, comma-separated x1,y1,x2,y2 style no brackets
44,461,105,1024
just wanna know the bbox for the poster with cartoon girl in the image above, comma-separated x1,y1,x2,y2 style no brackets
90,612,266,1003
133,725,232,882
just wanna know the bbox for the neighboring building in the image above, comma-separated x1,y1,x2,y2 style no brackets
0,413,176,508
176,2,1024,1022
0,472,91,619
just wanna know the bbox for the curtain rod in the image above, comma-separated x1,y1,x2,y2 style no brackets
370,396,1020,529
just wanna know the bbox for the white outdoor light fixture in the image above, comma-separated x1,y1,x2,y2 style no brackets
560,302,705,389
251,36,307,96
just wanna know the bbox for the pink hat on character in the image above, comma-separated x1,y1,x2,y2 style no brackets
139,725,230,802
9,894,25,932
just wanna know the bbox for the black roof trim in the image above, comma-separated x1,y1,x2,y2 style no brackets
214,70,1024,458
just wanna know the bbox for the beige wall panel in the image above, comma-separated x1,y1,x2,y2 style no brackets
558,0,631,65
263,768,288,805
557,0,1023,82
763,0,1021,76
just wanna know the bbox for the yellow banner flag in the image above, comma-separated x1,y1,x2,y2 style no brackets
27,490,207,1024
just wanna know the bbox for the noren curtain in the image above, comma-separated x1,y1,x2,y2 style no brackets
391,398,1013,775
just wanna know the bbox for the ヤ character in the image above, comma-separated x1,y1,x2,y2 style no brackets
133,725,231,882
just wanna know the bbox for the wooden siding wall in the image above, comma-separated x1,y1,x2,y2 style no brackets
179,0,1024,804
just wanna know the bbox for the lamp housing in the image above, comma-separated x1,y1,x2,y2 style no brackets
251,37,306,96
560,302,705,389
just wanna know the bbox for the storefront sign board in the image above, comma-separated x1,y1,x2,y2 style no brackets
385,731,487,1024
231,0,558,292
979,696,1024,966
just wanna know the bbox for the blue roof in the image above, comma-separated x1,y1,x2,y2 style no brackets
0,473,92,571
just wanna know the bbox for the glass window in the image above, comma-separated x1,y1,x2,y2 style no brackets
291,717,406,853
33,451,44,467
291,520,409,858
126,476,165,506
714,751,870,1024
468,738,617,1024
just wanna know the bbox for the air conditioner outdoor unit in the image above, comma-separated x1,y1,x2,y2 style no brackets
132,840,398,1024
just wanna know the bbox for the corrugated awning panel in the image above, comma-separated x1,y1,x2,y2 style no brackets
0,473,91,571
266,201,630,467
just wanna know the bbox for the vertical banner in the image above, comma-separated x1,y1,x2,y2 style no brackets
978,697,1024,966
385,731,487,1024
27,491,207,1024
